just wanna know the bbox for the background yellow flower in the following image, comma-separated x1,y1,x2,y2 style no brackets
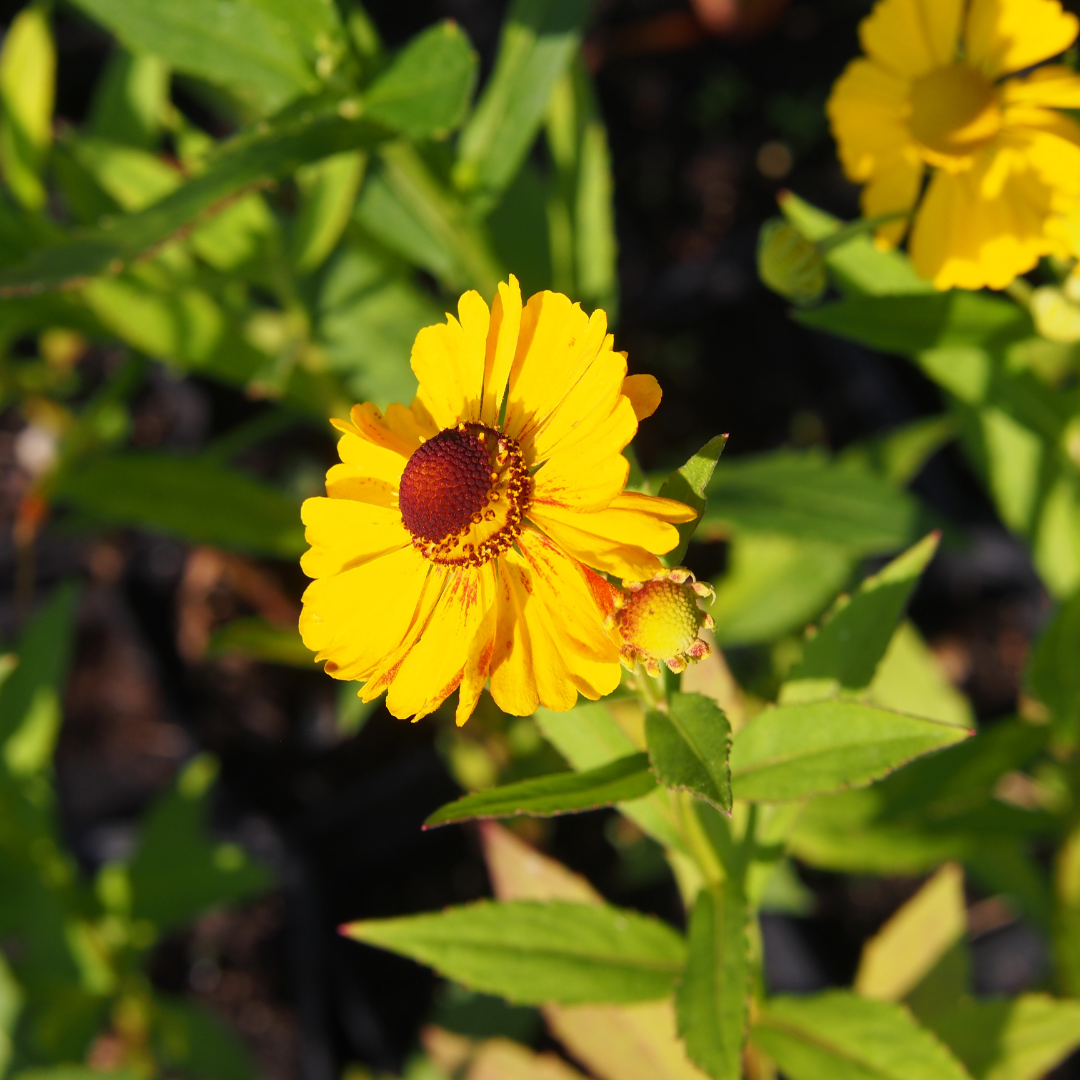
828,0,1080,290
299,277,694,725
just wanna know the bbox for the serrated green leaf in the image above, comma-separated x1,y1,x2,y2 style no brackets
342,900,686,1004
782,533,939,702
53,453,304,557
730,701,971,802
455,0,594,203
365,21,477,140
752,991,972,1080
796,292,1029,357
930,995,1080,1080
658,435,728,564
646,693,731,813
535,704,688,853
425,753,656,828
702,451,921,555
126,754,270,931
676,885,748,1080
69,0,317,114
0,98,380,297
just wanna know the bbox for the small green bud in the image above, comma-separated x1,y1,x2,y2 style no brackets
757,219,827,305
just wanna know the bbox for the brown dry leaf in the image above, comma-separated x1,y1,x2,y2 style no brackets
479,822,602,905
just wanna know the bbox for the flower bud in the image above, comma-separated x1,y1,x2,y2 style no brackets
605,568,715,677
757,219,827,305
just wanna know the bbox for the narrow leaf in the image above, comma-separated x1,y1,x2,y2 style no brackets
365,20,477,140
730,701,971,802
0,99,380,297
646,693,731,813
795,292,1030,356
1026,588,1080,749
53,453,304,558
676,885,749,1080
425,754,655,828
455,0,594,202
701,451,921,555
752,991,972,1080
931,994,1080,1080
658,435,728,564
208,618,312,668
782,532,940,701
341,901,686,1005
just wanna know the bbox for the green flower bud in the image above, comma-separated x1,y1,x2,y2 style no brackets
757,219,827,306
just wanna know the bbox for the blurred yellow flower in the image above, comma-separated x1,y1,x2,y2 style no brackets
299,276,694,725
828,0,1080,290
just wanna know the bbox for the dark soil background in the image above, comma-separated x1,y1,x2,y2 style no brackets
0,0,1075,1076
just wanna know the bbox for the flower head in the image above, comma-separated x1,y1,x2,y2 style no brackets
299,277,695,725
607,568,715,677
827,0,1080,290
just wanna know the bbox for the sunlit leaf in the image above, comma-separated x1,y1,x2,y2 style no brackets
425,754,655,828
752,992,972,1080
730,700,971,802
342,901,686,1005
646,693,731,813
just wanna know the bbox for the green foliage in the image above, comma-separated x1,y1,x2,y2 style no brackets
424,753,655,827
730,700,971,802
676,884,748,1080
645,693,732,813
342,901,686,1004
122,754,270,932
701,451,922,555
54,453,305,557
752,992,972,1080
658,435,728,565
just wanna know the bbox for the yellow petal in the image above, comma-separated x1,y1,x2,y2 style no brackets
489,553,540,716
349,401,419,458
622,374,662,421
910,158,1056,290
481,275,523,426
503,292,608,447
517,530,621,670
299,545,431,680
529,492,692,580
528,341,627,464
411,291,489,428
385,565,497,722
456,564,499,725
531,396,636,511
300,496,410,578
1002,65,1080,109
966,0,1078,79
335,431,408,486
859,0,963,78
324,464,398,506
385,401,437,445
862,151,924,248
827,59,916,184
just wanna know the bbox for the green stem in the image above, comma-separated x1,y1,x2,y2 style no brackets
816,210,910,254
1005,277,1034,311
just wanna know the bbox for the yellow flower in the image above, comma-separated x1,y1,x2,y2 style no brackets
299,277,695,725
828,0,1080,290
